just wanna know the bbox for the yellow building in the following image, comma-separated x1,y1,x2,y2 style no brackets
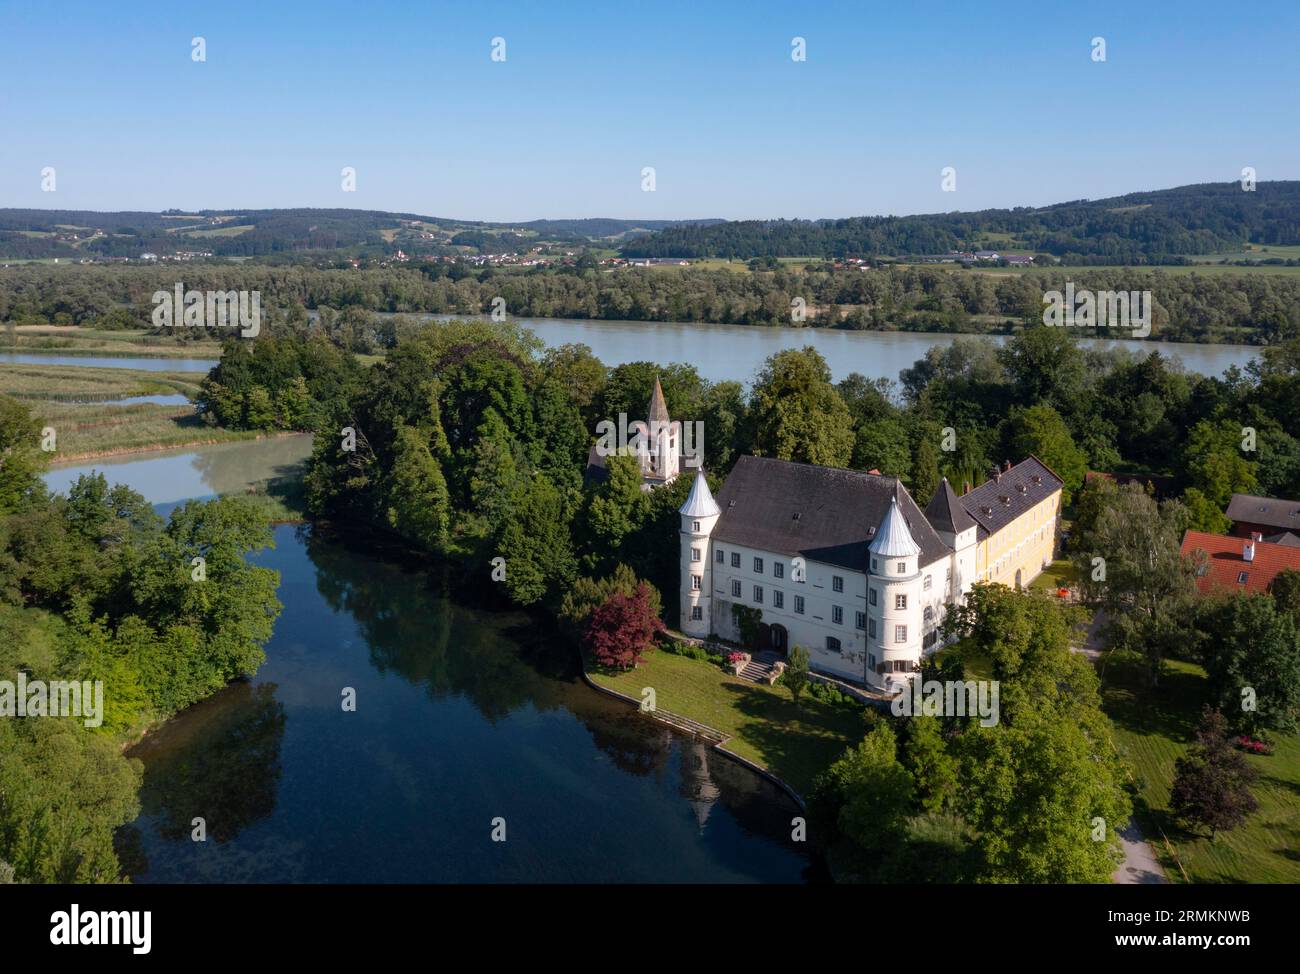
960,457,1063,590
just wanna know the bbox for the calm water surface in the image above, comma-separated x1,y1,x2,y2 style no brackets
8,318,1262,385
0,352,219,371
42,441,812,883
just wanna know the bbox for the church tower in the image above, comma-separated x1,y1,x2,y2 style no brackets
679,470,721,636
632,376,680,486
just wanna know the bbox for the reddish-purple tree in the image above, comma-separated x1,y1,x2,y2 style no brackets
584,583,665,670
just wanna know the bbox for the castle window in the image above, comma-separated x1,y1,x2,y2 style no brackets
869,588,877,607
753,585,763,604
832,575,843,593
923,575,932,591
826,637,842,653
731,580,741,597
691,547,701,562
731,552,740,568
691,606,703,621
794,595,805,615
1237,571,1248,584
868,653,876,669
894,625,907,643
832,605,843,625
896,561,907,575
869,618,877,638
716,549,724,564
691,575,701,591
773,590,784,609
855,611,866,630
871,558,878,573
692,520,701,532
773,562,784,579
895,594,907,610
924,605,934,622
923,629,937,649
753,556,763,574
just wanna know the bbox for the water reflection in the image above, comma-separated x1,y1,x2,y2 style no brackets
45,434,313,506
120,521,813,883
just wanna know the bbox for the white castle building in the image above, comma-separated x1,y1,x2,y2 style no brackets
678,454,1062,692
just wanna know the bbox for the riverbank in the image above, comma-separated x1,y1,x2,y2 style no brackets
587,647,863,797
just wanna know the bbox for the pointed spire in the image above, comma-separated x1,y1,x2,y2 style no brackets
869,494,921,557
648,375,670,424
679,470,720,518
925,476,977,535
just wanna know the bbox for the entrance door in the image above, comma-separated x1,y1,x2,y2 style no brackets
770,624,788,656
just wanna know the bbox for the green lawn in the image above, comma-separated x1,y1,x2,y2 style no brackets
1029,558,1079,593
1099,652,1300,883
590,649,864,795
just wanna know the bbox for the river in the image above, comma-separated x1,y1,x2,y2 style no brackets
7,316,1264,385
44,440,814,883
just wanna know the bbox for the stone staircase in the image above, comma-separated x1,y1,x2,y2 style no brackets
738,650,782,684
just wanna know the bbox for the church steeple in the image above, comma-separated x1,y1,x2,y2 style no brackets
648,375,670,424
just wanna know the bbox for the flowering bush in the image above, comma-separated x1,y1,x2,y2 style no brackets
1235,735,1273,755
726,651,746,665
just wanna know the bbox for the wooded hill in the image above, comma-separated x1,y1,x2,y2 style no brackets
0,208,720,261
620,182,1300,262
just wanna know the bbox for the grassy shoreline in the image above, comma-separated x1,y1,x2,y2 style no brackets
588,648,863,796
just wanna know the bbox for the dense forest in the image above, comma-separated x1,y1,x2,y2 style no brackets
622,182,1300,261
2,261,1297,345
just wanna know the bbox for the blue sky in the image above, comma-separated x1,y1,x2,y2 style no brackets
1,0,1297,220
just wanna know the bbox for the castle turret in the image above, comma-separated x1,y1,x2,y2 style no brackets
868,490,924,689
924,476,978,604
633,375,680,484
679,470,721,636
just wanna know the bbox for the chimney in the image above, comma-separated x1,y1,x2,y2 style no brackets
1251,531,1263,542
963,481,972,495
1244,541,1255,563
993,470,1001,484
1003,459,1012,472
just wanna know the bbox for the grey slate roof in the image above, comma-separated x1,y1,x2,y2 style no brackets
1226,493,1300,531
924,477,977,535
710,455,950,572
957,455,1063,539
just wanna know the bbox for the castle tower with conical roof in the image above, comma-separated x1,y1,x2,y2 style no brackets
867,489,925,689
679,470,721,636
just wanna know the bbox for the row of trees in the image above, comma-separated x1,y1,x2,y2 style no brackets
3,260,1299,344
0,395,283,882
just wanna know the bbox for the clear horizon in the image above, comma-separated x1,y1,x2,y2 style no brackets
2,0,1297,220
